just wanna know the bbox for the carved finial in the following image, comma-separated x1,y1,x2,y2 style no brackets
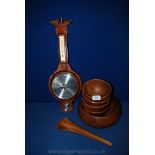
50,18,73,35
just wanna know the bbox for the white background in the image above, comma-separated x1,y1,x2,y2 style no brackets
0,0,155,154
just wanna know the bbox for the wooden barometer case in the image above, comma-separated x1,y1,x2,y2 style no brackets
48,18,82,112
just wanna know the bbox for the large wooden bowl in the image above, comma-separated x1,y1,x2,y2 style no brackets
78,97,122,128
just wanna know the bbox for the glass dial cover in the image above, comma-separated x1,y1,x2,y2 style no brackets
51,73,78,99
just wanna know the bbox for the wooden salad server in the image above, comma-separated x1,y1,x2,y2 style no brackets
56,118,112,147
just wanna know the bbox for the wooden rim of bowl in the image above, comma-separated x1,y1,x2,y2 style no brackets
81,101,110,116
82,98,110,109
82,94,110,105
78,97,122,128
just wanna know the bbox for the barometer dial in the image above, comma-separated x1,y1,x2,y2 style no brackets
51,73,78,99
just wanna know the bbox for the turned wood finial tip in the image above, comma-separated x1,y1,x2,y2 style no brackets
49,18,72,26
49,18,73,35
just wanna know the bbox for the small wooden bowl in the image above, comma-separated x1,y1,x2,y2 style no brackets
82,98,110,112
82,96,110,107
81,101,110,116
78,97,122,128
82,91,110,102
83,79,112,101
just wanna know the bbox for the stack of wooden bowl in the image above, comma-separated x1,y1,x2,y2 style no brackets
82,79,112,116
78,79,121,128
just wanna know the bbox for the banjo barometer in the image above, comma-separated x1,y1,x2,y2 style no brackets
48,18,82,112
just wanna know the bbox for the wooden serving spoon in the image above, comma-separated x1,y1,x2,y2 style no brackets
56,118,112,147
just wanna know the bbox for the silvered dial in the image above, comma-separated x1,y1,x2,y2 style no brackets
51,73,78,99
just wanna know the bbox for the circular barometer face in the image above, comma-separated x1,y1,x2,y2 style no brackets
51,73,78,99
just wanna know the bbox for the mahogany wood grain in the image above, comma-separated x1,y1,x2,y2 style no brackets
48,18,82,112
56,118,112,147
78,97,121,128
